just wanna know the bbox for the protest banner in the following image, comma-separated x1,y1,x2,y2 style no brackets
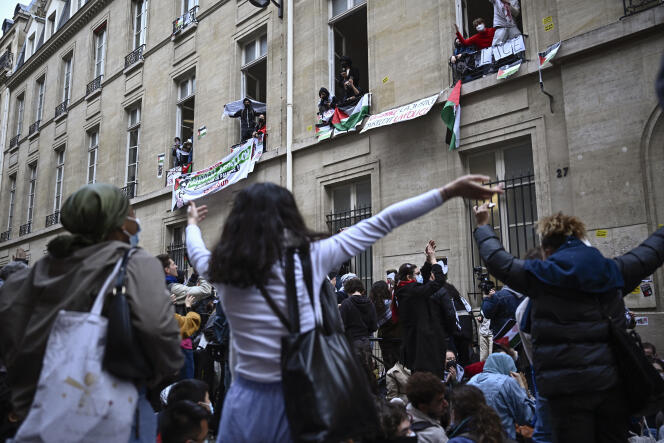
360,92,439,134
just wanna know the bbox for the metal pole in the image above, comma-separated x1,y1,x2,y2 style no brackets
286,0,294,191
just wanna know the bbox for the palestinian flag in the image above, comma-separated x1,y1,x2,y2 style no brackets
197,126,207,139
331,94,370,132
441,80,461,151
539,41,561,69
495,319,522,349
316,109,335,142
497,60,522,80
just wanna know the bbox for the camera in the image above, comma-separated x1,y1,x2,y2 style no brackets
473,266,495,295
445,359,456,370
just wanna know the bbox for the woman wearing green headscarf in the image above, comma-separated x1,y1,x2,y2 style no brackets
0,183,182,441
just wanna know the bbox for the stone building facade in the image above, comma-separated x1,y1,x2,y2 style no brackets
1,0,663,348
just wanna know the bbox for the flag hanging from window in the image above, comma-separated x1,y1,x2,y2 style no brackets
331,94,370,133
497,60,522,80
538,41,561,69
441,80,462,151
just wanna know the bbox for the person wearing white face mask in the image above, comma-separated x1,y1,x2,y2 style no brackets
395,241,448,377
454,18,495,51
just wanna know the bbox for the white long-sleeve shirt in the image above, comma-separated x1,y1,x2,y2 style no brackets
490,0,520,28
186,188,445,383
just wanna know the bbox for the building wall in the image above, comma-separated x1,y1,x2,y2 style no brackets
1,0,664,348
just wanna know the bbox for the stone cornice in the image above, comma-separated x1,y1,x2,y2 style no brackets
8,0,113,88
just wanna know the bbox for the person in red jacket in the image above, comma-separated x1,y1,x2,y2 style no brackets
455,18,495,50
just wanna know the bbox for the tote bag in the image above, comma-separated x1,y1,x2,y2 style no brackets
14,258,138,443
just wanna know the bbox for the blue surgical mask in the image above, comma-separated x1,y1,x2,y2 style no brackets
415,274,424,284
122,216,141,247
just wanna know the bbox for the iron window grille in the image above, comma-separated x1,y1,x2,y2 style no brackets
172,6,199,35
125,44,145,68
0,50,12,70
19,222,32,237
622,0,662,17
121,182,136,200
467,173,538,305
86,75,103,96
9,134,19,149
29,120,40,136
167,242,189,274
45,211,60,227
326,206,373,289
0,230,10,242
55,100,68,118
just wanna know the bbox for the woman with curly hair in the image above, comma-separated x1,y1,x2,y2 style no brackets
473,207,664,442
447,384,506,443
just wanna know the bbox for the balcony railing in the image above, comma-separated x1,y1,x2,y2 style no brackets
450,35,526,84
622,0,662,17
55,100,68,118
45,211,60,227
9,134,20,149
86,75,103,96
0,229,10,242
19,222,32,237
0,49,12,71
125,44,145,69
29,120,40,136
122,182,136,199
173,6,199,35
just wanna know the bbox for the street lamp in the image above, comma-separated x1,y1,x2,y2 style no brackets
248,0,283,19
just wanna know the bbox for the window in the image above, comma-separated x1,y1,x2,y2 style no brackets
94,25,106,78
455,0,522,43
126,106,140,196
26,163,37,225
53,150,65,212
176,74,195,146
329,0,367,99
133,0,148,49
87,129,99,184
7,174,16,230
48,12,56,38
326,178,372,288
35,77,45,122
467,140,537,299
167,225,188,273
62,54,72,103
27,33,36,57
181,0,198,14
15,94,24,136
241,34,267,103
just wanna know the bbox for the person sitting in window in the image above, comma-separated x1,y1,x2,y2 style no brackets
490,0,521,46
337,56,362,106
454,18,495,50
253,114,266,138
174,139,194,172
317,87,335,115
232,98,257,142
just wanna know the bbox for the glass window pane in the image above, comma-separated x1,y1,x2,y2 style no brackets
127,164,136,182
355,180,371,209
128,146,138,163
353,0,366,5
259,35,267,56
244,41,256,64
333,185,351,213
468,152,496,182
129,130,138,147
332,0,346,17
504,145,534,179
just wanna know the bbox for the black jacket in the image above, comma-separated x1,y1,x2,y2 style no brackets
396,262,447,376
431,283,461,340
232,106,256,136
474,224,664,398
339,295,377,342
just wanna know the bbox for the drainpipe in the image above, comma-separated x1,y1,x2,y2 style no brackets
285,0,293,191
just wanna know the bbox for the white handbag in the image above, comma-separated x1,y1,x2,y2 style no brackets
14,258,138,443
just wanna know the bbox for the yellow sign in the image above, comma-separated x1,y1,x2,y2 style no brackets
382,76,389,84
306,125,312,132
543,16,554,31
596,229,608,238
631,287,641,294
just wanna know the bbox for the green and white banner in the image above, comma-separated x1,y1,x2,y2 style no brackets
172,138,262,209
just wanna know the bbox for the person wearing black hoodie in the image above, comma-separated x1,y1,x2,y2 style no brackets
232,97,257,142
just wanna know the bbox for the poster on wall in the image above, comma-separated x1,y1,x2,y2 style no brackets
157,154,165,178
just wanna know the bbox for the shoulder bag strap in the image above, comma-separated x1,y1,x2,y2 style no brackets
257,284,292,332
285,247,301,334
296,245,315,306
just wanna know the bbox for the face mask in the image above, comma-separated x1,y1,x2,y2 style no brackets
122,216,141,248
415,274,424,284
476,24,485,31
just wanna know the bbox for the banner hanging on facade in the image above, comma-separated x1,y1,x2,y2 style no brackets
171,138,262,209
360,92,440,134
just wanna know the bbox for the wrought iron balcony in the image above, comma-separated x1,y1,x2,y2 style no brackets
86,75,103,96
19,222,31,237
0,229,10,242
125,44,145,69
45,211,60,227
622,0,662,17
122,182,136,199
9,134,20,149
173,6,199,35
55,100,68,118
29,120,40,136
0,49,12,71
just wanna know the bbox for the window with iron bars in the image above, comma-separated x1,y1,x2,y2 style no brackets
167,225,188,274
325,178,372,289
466,142,538,306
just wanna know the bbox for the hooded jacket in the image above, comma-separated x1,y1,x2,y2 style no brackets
473,224,664,398
0,241,183,420
468,353,534,440
339,294,377,342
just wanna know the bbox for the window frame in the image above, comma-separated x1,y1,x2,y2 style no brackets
62,55,73,103
87,129,99,184
27,33,36,57
15,94,25,136
327,0,367,96
53,149,65,213
7,174,17,230
241,33,268,102
35,76,45,122
126,106,141,189
176,73,196,143
133,0,148,50
26,163,37,225
181,0,199,15
48,12,56,38
93,25,107,78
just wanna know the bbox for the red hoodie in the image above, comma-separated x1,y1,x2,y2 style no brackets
456,28,495,50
